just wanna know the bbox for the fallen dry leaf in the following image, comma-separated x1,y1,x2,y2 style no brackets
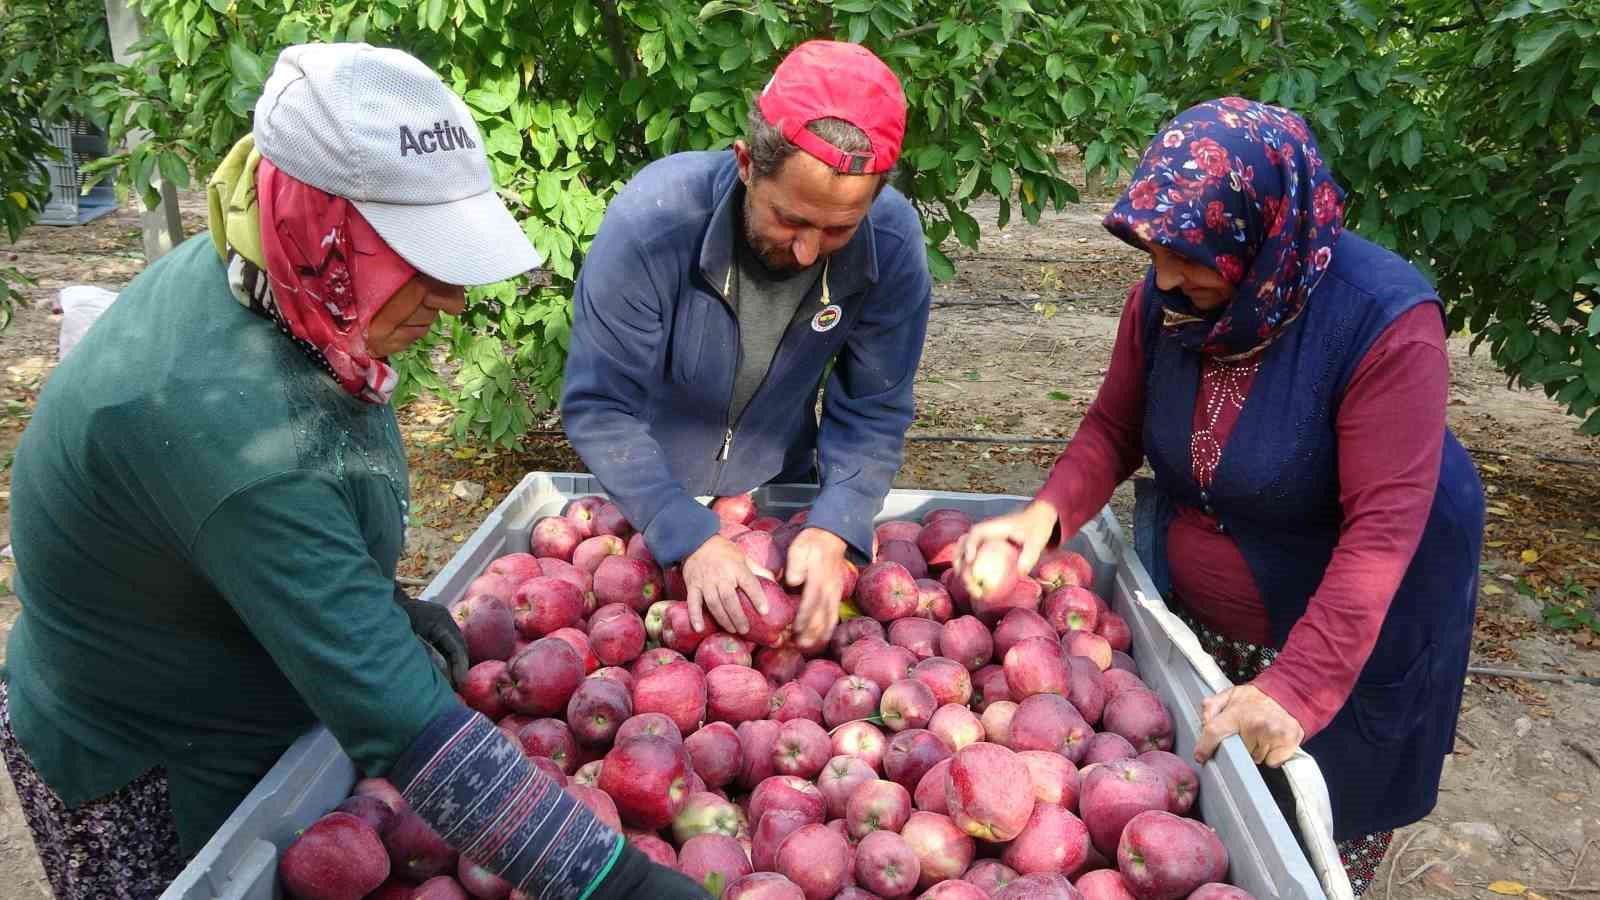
1521,549,1541,564
1486,881,1527,895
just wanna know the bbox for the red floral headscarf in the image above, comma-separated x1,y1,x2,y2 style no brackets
1104,98,1346,359
249,158,418,403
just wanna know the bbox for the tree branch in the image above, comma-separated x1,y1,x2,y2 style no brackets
889,22,941,40
596,0,635,83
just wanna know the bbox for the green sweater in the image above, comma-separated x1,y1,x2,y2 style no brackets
4,235,454,855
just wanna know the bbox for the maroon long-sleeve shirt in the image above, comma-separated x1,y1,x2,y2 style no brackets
1037,284,1448,738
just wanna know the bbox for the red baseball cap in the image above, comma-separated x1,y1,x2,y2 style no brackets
757,41,906,175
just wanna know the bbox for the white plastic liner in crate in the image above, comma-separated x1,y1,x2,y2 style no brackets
163,472,1331,900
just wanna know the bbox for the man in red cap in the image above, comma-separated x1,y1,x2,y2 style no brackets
562,41,931,649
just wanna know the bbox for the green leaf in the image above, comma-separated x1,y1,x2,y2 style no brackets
465,89,510,114
954,164,982,201
425,0,447,31
950,209,980,248
1589,306,1600,337
990,163,1012,197
848,14,870,44
227,42,265,87
719,45,750,73
1421,207,1441,242
916,147,946,171
1514,25,1569,70
1048,390,1071,401
1402,130,1423,170
689,92,727,113
158,151,190,190
926,246,956,282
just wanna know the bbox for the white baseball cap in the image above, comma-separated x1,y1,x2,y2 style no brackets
253,43,541,285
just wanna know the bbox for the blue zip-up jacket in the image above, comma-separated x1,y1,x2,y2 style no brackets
561,151,932,566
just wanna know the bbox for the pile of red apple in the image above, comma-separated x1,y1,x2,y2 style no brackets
279,496,1258,900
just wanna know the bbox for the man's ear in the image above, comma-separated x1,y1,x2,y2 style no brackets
733,139,753,186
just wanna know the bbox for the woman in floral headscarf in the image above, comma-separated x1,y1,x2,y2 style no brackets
958,98,1484,894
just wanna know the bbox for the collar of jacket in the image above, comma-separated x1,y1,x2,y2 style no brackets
696,153,881,307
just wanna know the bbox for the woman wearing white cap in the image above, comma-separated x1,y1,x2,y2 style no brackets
1,43,705,899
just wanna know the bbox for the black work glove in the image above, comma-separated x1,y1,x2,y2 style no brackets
588,843,713,900
393,583,470,688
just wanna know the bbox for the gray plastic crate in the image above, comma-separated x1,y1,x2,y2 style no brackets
163,472,1326,900
36,120,118,227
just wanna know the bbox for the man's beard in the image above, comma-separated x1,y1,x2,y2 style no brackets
742,194,807,275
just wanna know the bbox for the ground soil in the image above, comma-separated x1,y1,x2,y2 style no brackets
1,180,1597,899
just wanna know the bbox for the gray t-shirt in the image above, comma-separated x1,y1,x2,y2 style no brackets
728,237,820,422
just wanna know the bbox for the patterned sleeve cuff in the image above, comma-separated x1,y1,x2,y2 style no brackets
391,704,623,899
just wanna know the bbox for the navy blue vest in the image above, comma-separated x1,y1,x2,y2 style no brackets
1132,233,1485,840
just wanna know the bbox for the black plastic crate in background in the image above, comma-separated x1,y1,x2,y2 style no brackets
37,118,118,227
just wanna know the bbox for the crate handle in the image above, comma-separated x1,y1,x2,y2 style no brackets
1133,590,1355,900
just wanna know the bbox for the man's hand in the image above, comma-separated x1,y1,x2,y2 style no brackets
786,527,848,651
1193,683,1305,767
683,535,773,635
954,499,1060,583
394,584,470,688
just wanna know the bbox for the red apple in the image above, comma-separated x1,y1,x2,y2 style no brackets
616,711,684,746
750,774,827,829
914,578,956,622
451,594,517,665
832,720,888,772
883,729,952,793
972,578,1044,625
756,645,806,687
960,539,1019,600
630,646,685,679
1032,549,1094,593
823,675,882,728
877,519,923,545
1102,669,1147,703
980,700,1019,747
901,811,975,890
1096,612,1131,653
660,600,713,654
734,529,785,578
335,795,395,835
625,532,654,565
845,778,913,839
381,810,457,881
737,579,798,648
855,646,918,692
696,633,755,671
878,539,929,580
1015,750,1081,812
991,873,1079,899
572,759,604,787
713,494,759,526
750,516,785,532
1110,651,1137,674
798,658,846,699
498,638,584,716
645,600,671,642
880,678,938,732
737,719,783,790
1043,586,1101,634
665,567,689,604
587,606,646,667
547,627,598,674
458,855,512,899
1062,632,1113,671
1117,810,1226,900
777,823,851,900
929,704,985,753
684,721,743,789
633,659,707,736
889,617,944,660
594,555,665,612
673,790,744,844
591,666,634,692
566,677,632,747
916,518,969,572
1066,657,1108,725
1186,885,1255,900
725,872,805,900
565,783,622,832
768,682,824,724
537,556,594,607
963,860,1020,896
994,609,1057,659
1083,732,1137,766
1001,802,1090,876
1137,750,1199,816
1101,689,1174,753
856,561,920,621
770,523,804,557
599,734,690,829
509,577,585,639
628,831,676,867
513,718,576,772
841,635,891,674
813,753,874,818
912,657,973,707
461,660,510,720
939,617,994,672
592,502,633,540
530,515,583,560
944,742,1035,843
939,569,974,614
855,830,921,898
487,552,543,586
920,881,988,900
921,508,973,529
411,875,470,900
563,496,604,536
831,617,886,658
1007,694,1091,762
279,811,389,899
1079,758,1169,856
704,664,773,725
1003,636,1070,700
679,833,754,899
573,534,626,575
1074,869,1138,900
772,719,831,779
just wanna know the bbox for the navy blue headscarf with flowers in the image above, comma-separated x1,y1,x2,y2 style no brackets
1104,97,1346,359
